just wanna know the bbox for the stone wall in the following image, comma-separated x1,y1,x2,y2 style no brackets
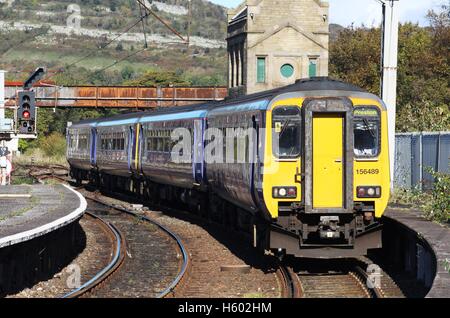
228,0,329,96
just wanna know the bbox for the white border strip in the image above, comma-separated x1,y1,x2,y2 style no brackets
0,185,87,249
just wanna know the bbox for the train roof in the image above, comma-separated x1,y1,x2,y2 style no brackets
218,77,367,106
69,78,379,128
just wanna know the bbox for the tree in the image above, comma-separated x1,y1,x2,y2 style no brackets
123,69,191,87
330,5,449,132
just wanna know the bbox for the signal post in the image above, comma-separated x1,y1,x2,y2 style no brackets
0,68,44,186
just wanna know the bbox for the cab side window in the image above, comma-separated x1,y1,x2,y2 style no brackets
272,106,302,159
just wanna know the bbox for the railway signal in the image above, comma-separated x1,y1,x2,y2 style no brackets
17,90,36,134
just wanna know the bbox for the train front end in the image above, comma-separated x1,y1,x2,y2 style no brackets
262,91,390,259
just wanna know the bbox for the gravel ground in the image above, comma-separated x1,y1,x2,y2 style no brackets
8,216,113,298
86,200,180,298
92,192,281,298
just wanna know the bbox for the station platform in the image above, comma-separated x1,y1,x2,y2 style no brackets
0,184,87,248
385,208,450,298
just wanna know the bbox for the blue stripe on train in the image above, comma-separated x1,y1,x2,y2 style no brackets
96,110,208,127
140,110,208,123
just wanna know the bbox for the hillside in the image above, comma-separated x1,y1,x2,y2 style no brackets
0,0,229,85
0,0,347,87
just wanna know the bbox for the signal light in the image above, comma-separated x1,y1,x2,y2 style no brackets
17,90,37,135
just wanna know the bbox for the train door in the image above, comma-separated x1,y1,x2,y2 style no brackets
251,114,260,206
302,98,354,214
127,126,133,171
312,114,343,208
90,128,97,166
130,123,142,173
193,119,204,184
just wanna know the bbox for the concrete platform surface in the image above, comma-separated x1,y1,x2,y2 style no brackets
0,184,87,248
386,208,450,298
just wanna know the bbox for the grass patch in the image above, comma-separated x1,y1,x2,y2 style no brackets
390,187,431,208
14,149,67,166
444,259,450,274
0,194,40,221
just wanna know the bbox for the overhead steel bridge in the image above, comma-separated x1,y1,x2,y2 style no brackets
4,82,227,109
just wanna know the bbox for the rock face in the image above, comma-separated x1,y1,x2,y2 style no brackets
0,0,228,46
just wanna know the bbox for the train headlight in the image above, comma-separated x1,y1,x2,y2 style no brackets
357,186,381,198
273,187,297,198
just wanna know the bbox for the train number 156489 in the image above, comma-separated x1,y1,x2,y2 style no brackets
356,169,380,175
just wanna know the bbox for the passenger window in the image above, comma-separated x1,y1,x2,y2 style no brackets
354,107,380,157
272,106,302,159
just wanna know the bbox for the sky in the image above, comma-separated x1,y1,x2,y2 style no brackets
209,0,447,27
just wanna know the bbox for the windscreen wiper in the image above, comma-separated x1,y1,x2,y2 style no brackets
362,118,376,139
279,118,291,138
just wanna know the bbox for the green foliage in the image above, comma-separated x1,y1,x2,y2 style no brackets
391,169,450,225
423,169,450,224
396,102,449,132
124,69,191,87
330,5,450,132
37,132,67,158
444,259,450,274
390,187,431,208
18,139,30,153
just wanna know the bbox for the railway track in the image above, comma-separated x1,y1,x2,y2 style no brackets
62,211,125,298
25,167,190,298
61,195,189,298
24,164,405,298
281,258,405,298
275,263,374,298
29,165,70,182
76,189,403,299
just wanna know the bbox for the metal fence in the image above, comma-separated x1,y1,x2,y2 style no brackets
395,132,450,190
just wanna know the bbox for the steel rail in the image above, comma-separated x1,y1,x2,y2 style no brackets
353,265,384,298
277,265,302,298
61,212,124,298
83,195,190,298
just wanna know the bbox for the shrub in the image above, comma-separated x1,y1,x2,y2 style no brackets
423,169,450,224
38,132,67,158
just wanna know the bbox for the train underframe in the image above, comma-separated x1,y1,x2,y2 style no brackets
71,166,382,259
270,211,383,258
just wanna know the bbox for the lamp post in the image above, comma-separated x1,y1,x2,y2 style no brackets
380,0,399,189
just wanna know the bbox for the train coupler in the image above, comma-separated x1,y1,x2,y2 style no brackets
318,216,341,239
